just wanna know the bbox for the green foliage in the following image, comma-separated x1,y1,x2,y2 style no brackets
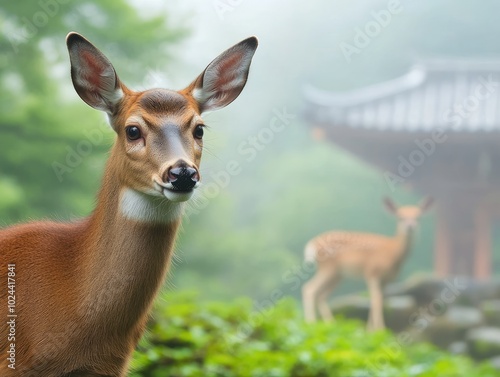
130,292,497,377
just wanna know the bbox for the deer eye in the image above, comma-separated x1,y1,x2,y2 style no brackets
126,126,141,141
194,125,204,139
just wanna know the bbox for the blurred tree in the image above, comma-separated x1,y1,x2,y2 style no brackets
0,1,186,223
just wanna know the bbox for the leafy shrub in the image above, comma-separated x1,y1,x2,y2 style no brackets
130,292,497,377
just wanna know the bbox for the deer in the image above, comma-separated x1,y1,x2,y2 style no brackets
302,197,433,330
0,32,257,376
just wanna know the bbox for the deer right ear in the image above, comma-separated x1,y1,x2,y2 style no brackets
383,197,398,214
66,32,124,115
419,196,434,213
186,36,258,113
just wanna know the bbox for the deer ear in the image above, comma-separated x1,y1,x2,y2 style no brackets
419,196,434,213
383,197,398,214
187,36,258,113
66,32,124,115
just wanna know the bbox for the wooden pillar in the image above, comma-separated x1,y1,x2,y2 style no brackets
434,196,477,277
433,192,493,279
434,205,450,277
474,202,492,280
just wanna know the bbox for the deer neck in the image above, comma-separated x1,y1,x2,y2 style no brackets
395,224,414,259
79,147,184,329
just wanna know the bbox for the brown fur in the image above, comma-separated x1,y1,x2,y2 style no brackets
0,140,183,376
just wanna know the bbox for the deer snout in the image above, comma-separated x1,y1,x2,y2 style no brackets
402,219,418,230
163,162,199,191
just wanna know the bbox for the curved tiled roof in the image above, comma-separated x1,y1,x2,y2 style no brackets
304,60,500,132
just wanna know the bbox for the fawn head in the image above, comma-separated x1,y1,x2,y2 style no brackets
66,32,257,203
383,197,433,231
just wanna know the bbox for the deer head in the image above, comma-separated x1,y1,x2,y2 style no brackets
383,196,434,231
67,32,258,205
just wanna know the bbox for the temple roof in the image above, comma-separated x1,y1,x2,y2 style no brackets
304,59,500,132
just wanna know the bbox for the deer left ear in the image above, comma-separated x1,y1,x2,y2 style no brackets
383,197,398,214
419,196,434,213
66,32,124,115
186,36,258,113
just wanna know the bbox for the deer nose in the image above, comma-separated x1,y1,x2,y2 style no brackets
404,219,418,229
163,163,199,191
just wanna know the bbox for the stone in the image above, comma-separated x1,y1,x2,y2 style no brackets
386,274,500,308
455,280,500,307
330,295,370,322
383,295,417,332
385,273,448,306
466,327,500,360
448,341,468,355
330,294,416,331
421,306,483,349
489,356,500,370
481,300,500,327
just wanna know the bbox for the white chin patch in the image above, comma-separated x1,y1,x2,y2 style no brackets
162,189,194,202
120,188,185,223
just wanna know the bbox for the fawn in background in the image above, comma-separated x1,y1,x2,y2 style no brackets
302,197,433,330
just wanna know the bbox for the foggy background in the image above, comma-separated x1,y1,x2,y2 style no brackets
1,0,499,303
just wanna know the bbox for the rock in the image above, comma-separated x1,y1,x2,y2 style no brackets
385,273,446,306
331,294,416,331
384,295,417,332
447,306,483,328
455,280,500,307
422,306,483,349
331,295,370,322
386,274,500,308
489,356,500,370
466,327,500,360
481,300,500,327
448,341,468,355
